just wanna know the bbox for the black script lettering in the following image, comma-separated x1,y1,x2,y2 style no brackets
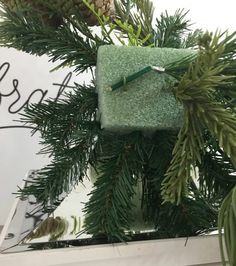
0,62,10,82
53,72,73,102
0,61,74,130
9,88,48,114
0,62,10,105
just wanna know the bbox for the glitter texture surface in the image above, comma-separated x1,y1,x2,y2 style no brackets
96,45,194,132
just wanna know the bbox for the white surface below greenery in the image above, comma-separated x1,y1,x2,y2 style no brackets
0,235,222,266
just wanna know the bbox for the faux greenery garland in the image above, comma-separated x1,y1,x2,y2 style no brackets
0,0,235,264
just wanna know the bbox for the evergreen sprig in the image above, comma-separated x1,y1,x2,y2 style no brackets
129,0,154,38
84,132,145,241
218,186,236,266
21,84,98,152
198,134,236,203
161,110,204,204
162,32,236,204
181,29,204,49
156,196,217,238
114,0,155,45
0,7,98,73
154,9,192,48
141,130,177,224
18,84,99,208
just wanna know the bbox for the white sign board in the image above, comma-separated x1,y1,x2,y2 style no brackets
0,47,79,225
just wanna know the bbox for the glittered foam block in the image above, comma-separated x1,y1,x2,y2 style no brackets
96,45,194,132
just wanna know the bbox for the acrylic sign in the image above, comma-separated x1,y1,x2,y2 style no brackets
0,47,77,225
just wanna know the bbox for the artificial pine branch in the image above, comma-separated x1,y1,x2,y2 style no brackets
162,32,236,204
18,154,87,209
218,186,236,265
114,0,155,45
198,143,236,203
196,101,236,167
141,130,177,223
84,132,145,241
129,0,154,38
18,84,99,208
161,110,204,204
154,9,192,48
141,130,218,236
0,7,98,72
156,196,217,238
181,29,203,48
84,0,153,46
20,84,98,153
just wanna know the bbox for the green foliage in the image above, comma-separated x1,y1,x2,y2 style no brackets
162,32,236,204
114,0,155,45
141,130,177,223
84,132,144,241
84,130,217,240
83,0,152,46
156,196,217,238
181,29,203,48
114,20,152,46
154,9,192,48
0,2,236,258
18,84,98,208
161,110,204,204
198,132,236,205
218,186,236,266
0,6,101,73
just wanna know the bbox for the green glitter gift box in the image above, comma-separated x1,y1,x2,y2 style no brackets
96,45,194,132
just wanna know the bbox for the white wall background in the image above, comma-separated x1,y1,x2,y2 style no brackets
0,0,235,225
154,0,235,32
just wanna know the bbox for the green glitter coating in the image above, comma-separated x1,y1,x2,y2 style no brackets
96,45,194,132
